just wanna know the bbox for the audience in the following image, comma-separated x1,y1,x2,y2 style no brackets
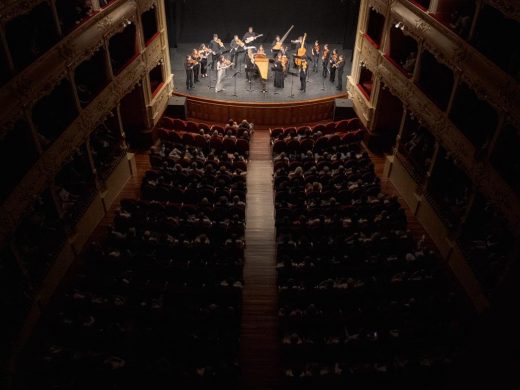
271,124,465,388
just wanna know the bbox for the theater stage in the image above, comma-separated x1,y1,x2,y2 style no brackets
170,43,352,103
168,43,352,126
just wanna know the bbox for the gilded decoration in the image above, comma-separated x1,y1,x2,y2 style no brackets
0,58,145,245
0,0,46,23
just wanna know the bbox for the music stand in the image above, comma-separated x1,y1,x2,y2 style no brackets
289,73,295,98
208,67,214,89
232,72,239,97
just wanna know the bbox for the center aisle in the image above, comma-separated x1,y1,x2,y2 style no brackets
240,130,280,389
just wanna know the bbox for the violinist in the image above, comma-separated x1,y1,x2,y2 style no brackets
311,40,320,73
191,48,201,83
280,46,289,77
230,35,245,69
215,56,232,92
184,55,195,90
335,54,346,91
321,44,330,78
209,34,224,70
271,35,281,58
199,43,210,78
329,48,338,83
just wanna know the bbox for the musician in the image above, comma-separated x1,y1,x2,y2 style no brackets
335,54,345,91
209,34,223,70
272,53,284,89
299,59,308,92
215,56,231,92
272,35,281,58
311,40,320,73
191,48,201,83
199,43,209,78
291,36,303,48
280,46,289,77
245,48,256,83
257,45,265,55
184,55,195,90
243,26,257,43
329,49,338,83
321,44,330,78
230,35,244,69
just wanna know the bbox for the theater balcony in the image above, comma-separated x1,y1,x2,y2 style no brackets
349,0,520,310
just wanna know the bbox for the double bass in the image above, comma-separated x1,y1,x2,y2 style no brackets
294,33,307,67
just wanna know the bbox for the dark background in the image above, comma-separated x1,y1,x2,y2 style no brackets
165,0,360,48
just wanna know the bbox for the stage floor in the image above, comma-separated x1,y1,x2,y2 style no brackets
170,43,352,103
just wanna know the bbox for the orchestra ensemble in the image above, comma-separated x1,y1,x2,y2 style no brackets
184,26,346,94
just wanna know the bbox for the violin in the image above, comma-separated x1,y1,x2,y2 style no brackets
235,37,246,47
215,38,225,47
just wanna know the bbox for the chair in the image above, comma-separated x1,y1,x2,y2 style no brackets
270,128,283,138
297,126,310,136
288,160,302,171
335,119,351,132
314,136,328,152
185,121,199,133
156,127,170,141
274,160,289,171
222,137,236,153
233,160,248,172
328,134,341,148
312,124,326,134
160,116,175,129
167,130,180,144
300,138,314,152
210,136,223,152
182,132,194,145
286,138,300,153
193,134,208,150
323,122,337,135
272,140,287,154
173,118,187,131
236,139,249,155
346,117,362,131
199,122,211,134
283,127,297,137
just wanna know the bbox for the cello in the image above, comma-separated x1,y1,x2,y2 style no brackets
294,33,307,67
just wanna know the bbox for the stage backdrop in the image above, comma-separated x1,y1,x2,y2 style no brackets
167,0,358,46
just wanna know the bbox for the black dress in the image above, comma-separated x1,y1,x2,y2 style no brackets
299,65,307,92
273,60,284,88
336,60,345,90
185,60,194,89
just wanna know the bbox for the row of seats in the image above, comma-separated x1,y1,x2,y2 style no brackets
160,117,253,138
270,118,365,138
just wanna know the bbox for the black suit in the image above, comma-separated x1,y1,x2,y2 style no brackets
209,40,222,70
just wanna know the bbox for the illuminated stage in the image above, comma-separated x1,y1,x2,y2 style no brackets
170,43,352,126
